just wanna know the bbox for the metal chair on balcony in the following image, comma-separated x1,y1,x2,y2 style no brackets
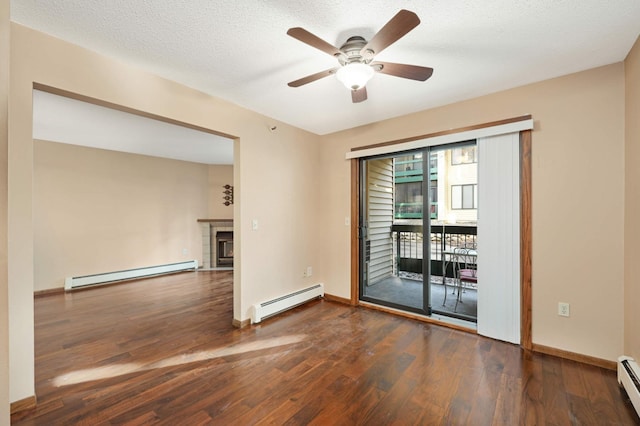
452,247,477,312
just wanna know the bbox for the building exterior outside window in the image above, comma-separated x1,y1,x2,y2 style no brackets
451,146,477,165
393,144,477,224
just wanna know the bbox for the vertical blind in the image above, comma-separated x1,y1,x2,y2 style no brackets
477,132,521,343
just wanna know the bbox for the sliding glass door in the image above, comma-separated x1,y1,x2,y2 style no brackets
359,142,479,322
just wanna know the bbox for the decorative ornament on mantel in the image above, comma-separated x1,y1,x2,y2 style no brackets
223,185,234,206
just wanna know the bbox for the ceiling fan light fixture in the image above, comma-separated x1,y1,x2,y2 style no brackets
336,63,374,90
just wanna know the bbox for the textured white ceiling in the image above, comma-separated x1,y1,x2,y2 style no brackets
11,1,640,136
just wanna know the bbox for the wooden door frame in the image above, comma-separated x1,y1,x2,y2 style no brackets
350,121,533,350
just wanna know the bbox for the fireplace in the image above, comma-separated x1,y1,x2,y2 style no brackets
215,231,233,267
198,219,233,269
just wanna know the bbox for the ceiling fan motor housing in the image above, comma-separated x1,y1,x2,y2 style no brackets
337,36,374,66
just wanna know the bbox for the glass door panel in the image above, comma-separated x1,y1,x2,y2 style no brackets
359,152,429,314
358,142,478,322
429,143,478,322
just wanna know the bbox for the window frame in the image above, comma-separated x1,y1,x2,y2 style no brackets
451,183,477,210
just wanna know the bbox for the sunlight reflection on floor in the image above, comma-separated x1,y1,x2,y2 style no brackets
53,334,307,387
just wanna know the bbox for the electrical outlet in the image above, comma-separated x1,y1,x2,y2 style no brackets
558,302,570,317
306,266,313,277
182,248,188,255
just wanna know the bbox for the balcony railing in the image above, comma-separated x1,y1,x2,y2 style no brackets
391,224,477,278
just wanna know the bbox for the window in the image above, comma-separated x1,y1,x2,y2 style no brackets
451,146,477,165
393,152,440,219
395,154,423,173
429,154,437,171
429,180,438,204
395,182,423,218
451,184,477,209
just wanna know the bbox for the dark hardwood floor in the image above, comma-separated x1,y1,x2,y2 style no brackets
12,271,639,425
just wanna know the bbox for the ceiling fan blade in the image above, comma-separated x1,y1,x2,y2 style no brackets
351,87,367,103
288,67,339,87
287,27,342,57
361,10,420,56
373,61,433,81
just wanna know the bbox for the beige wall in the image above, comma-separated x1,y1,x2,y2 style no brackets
34,140,210,291
625,36,640,360
319,63,626,362
208,165,234,219
9,23,321,402
1,0,9,421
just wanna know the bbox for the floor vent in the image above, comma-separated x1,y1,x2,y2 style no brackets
251,283,324,324
618,356,640,416
64,260,198,290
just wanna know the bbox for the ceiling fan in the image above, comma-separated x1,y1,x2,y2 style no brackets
287,9,433,103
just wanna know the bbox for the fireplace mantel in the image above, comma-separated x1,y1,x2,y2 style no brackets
199,219,233,269
197,219,234,224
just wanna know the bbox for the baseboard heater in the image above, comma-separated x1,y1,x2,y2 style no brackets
251,283,324,324
64,260,198,291
618,356,640,416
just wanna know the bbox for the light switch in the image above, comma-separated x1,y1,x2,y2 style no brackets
252,219,258,230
